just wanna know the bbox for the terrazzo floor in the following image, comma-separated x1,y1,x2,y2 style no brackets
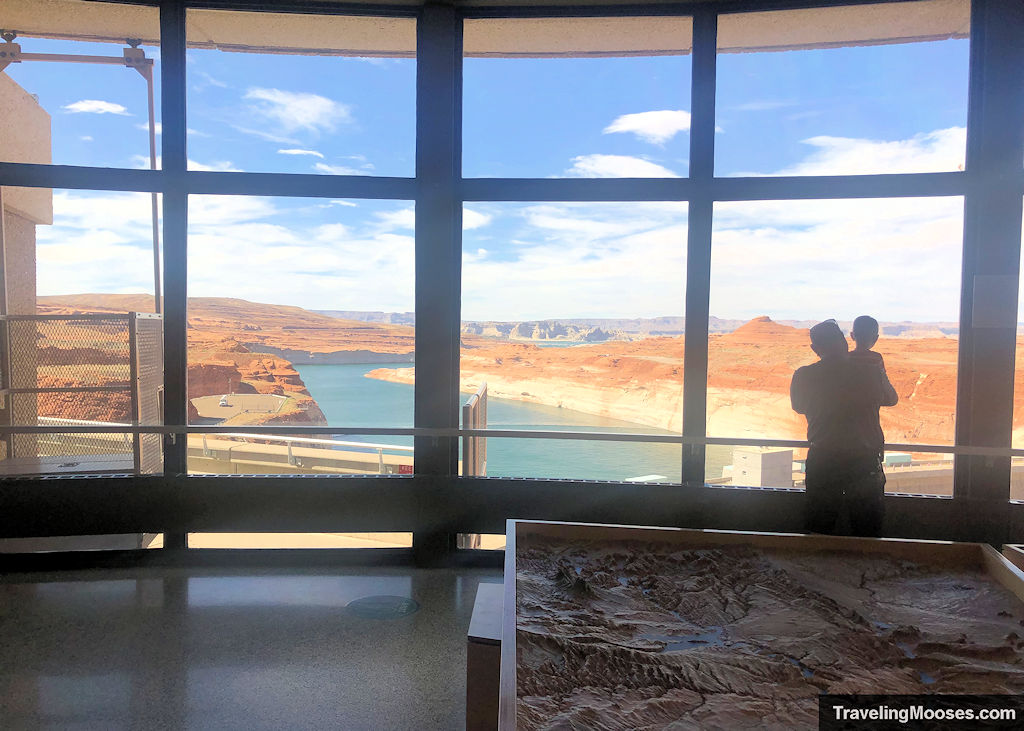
0,565,502,730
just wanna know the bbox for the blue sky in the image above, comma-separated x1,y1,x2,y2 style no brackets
715,40,969,175
1,29,975,322
464,55,692,178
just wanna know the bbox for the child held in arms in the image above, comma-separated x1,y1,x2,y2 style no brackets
849,315,899,414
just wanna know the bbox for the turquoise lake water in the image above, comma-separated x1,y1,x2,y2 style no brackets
294,363,730,482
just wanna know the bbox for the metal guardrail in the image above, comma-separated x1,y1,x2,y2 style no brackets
462,382,487,476
0,313,163,474
196,432,413,474
22,420,415,475
38,417,132,427
37,417,134,452
3,424,1024,458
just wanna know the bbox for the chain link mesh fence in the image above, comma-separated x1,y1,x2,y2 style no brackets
0,314,163,475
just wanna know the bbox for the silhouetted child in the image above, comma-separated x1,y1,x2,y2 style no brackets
849,315,899,407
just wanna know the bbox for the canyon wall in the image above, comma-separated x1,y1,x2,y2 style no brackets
461,320,625,343
36,296,332,428
31,296,995,448
370,316,964,446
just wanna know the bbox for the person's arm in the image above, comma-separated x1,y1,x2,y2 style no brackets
877,354,899,407
791,368,808,415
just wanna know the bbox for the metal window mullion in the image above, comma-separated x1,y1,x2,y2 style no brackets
160,0,188,551
682,8,717,487
459,177,690,201
185,171,417,199
710,172,967,201
952,0,1024,522
413,4,463,562
457,173,968,203
0,164,160,192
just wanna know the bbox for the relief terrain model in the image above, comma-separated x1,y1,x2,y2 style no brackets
516,535,1024,729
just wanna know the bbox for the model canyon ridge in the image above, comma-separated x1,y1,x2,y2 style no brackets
515,534,1024,729
32,294,1024,446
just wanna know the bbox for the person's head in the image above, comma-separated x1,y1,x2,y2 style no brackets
809,319,848,360
851,315,880,349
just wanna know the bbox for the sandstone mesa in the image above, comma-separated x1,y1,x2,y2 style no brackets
32,295,1024,449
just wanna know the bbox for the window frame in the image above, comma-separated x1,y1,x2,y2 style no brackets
0,0,1020,559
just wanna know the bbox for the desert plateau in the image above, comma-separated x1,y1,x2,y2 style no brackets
30,294,1024,451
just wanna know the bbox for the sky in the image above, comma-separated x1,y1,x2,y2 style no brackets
0,20,981,323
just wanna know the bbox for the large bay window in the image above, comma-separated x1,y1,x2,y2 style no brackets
0,0,1022,556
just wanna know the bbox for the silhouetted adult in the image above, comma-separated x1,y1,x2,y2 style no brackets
790,319,898,536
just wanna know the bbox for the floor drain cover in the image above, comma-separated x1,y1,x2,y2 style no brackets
346,595,419,619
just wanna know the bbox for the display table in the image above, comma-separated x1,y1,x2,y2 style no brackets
467,581,503,731
501,520,1024,730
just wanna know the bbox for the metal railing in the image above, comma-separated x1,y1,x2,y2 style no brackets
193,432,414,475
461,382,487,476
0,313,163,475
7,421,1024,458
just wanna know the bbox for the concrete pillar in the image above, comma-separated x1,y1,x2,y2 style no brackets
1,71,53,461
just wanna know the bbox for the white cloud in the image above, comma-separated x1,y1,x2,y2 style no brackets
462,202,688,320
339,155,375,171
32,125,970,323
733,100,794,112
189,196,277,226
524,206,656,240
188,159,241,172
136,122,204,137
313,162,362,175
463,209,492,231
232,126,299,145
63,100,130,115
277,148,325,159
709,196,964,322
685,128,967,321
244,87,351,136
190,223,302,253
131,155,240,172
130,154,157,169
186,197,415,311
46,191,153,235
35,192,156,296
776,127,967,176
80,135,93,142
465,125,968,322
371,206,489,233
31,193,410,311
567,154,680,178
313,223,351,241
193,70,227,89
603,110,691,144
376,207,415,230
356,57,396,68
